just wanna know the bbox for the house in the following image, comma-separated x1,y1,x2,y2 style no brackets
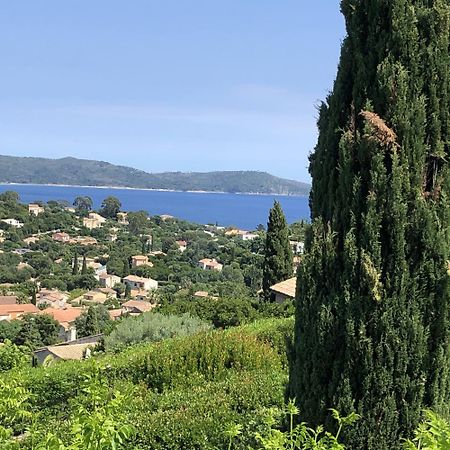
130,289,152,301
37,289,68,309
23,236,40,246
96,287,117,299
149,251,166,257
39,307,84,342
242,233,259,241
159,214,175,221
1,219,24,228
123,275,158,291
12,248,32,255
175,240,187,252
0,296,18,305
52,232,70,243
80,290,108,304
269,277,297,303
290,241,305,255
28,204,45,216
193,291,209,298
98,273,121,289
109,309,123,320
198,258,223,271
0,303,39,321
71,236,98,246
117,212,128,224
121,300,154,315
107,232,117,242
131,255,152,268
34,343,95,364
17,262,32,270
83,213,106,229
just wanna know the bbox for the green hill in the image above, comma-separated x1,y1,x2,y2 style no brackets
0,155,310,195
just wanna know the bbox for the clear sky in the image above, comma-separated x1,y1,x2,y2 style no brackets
0,1,345,182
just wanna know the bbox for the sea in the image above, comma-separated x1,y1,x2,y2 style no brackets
0,184,310,230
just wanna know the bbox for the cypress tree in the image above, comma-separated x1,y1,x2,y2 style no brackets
290,1,450,448
124,283,131,299
72,251,78,275
81,255,87,275
262,201,293,299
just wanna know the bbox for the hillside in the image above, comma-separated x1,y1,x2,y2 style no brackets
0,155,310,195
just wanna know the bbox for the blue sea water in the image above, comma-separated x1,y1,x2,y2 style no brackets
0,184,310,230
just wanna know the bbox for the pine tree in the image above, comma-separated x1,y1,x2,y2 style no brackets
290,2,450,449
262,201,293,299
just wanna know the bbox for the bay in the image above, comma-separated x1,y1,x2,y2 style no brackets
0,184,310,230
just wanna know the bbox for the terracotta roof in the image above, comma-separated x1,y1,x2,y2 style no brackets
0,303,38,315
270,277,297,298
132,255,148,260
109,309,122,319
124,275,153,283
46,343,94,360
40,307,84,325
122,300,154,312
0,296,18,305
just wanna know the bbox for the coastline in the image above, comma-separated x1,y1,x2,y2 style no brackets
0,182,309,198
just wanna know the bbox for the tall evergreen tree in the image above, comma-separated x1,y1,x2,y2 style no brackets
290,1,450,449
262,201,293,299
81,255,87,275
72,251,78,275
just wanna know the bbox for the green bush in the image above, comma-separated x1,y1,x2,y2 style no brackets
15,326,283,410
104,312,211,352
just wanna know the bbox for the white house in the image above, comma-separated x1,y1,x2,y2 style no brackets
1,219,24,228
123,275,158,291
28,204,45,216
198,258,223,271
98,273,122,289
290,241,305,255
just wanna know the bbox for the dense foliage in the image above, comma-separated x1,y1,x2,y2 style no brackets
104,312,211,352
1,319,293,449
291,1,450,449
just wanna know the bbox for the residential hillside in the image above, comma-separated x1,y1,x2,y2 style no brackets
0,155,310,195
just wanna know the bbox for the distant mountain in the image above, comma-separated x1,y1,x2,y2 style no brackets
0,155,310,196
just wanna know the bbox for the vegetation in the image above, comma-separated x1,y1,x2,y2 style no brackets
262,201,293,299
0,320,292,449
104,312,211,352
0,155,310,195
291,1,450,449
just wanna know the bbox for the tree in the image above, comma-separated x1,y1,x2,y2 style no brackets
290,2,450,449
0,191,19,206
124,283,131,299
15,314,60,349
100,196,121,219
73,196,93,213
0,340,29,372
72,251,79,275
127,211,149,234
81,255,87,275
262,201,293,299
75,305,112,338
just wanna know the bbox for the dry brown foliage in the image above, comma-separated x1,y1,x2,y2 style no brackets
360,110,398,147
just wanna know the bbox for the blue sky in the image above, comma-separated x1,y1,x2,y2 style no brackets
0,1,345,182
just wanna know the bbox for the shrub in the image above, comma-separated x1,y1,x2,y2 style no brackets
404,410,450,449
104,312,210,352
15,326,283,410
